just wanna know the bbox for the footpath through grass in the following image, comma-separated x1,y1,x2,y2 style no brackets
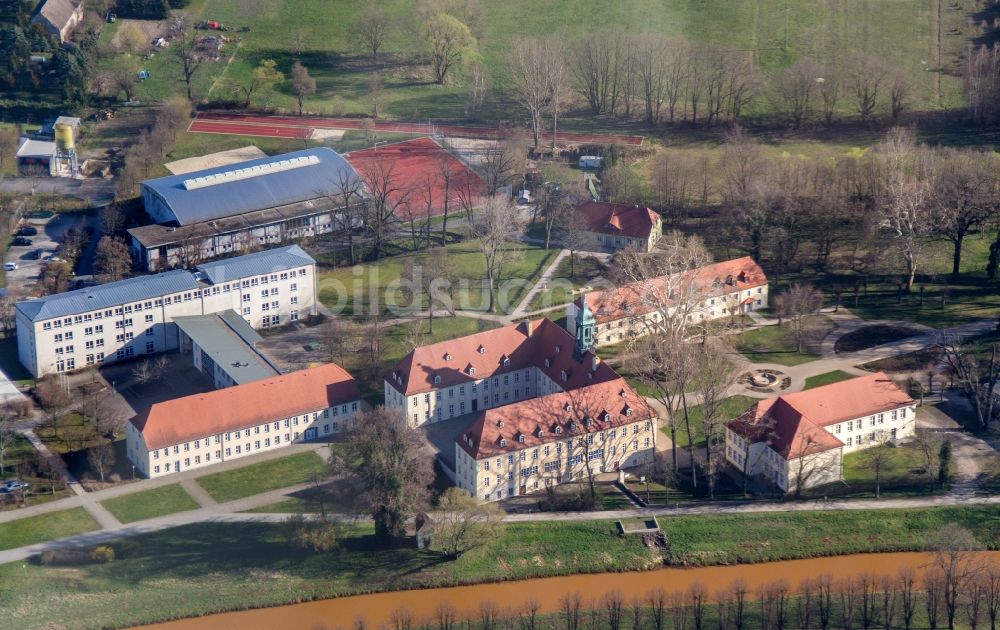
100,485,201,524
0,507,99,551
318,241,556,317
5,505,1000,627
194,451,329,503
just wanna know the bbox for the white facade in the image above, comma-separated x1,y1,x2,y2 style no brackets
725,403,917,493
567,284,769,348
385,364,570,428
127,400,361,479
16,257,316,377
454,419,656,502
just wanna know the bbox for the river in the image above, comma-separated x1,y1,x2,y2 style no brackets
143,551,1000,629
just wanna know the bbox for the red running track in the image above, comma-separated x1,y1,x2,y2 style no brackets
190,112,644,146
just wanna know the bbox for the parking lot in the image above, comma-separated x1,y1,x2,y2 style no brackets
4,213,85,292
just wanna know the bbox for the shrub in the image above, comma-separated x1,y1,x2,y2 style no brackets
38,547,91,566
90,546,115,563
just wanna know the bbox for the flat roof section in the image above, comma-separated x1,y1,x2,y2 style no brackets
174,310,281,385
164,146,269,175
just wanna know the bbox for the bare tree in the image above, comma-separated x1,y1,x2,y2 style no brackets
983,564,1000,630
771,58,822,128
430,487,505,559
0,406,15,476
289,28,310,56
931,523,984,630
171,22,204,101
359,158,409,261
899,567,918,630
817,65,841,124
329,406,432,545
290,62,316,116
400,247,456,333
506,37,562,149
889,71,911,123
848,54,891,122
88,441,116,484
688,340,738,497
471,197,524,313
627,338,690,477
940,335,1000,430
322,317,358,364
860,429,894,498
933,148,999,276
781,282,824,354
95,236,132,282
352,4,389,58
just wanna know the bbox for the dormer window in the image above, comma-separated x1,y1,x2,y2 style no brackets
602,412,610,422
537,428,545,438
544,358,551,368
563,402,571,412
502,357,511,366
585,416,592,427
619,389,626,398
518,433,526,443
497,419,504,428
468,367,476,376
560,370,567,382
625,406,633,417
554,426,563,435
478,345,486,354
499,438,507,447
555,345,561,353
434,375,441,384
445,353,452,361
569,421,577,432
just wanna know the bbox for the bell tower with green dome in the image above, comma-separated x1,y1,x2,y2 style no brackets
574,298,596,359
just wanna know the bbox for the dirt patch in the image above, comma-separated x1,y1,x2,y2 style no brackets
111,19,166,52
835,324,924,354
861,347,942,374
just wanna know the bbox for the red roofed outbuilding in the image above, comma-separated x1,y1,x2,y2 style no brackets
725,372,916,493
571,201,662,253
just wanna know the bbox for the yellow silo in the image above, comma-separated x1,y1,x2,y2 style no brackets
54,122,75,151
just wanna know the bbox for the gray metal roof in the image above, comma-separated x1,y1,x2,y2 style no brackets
174,311,279,385
195,244,315,285
16,270,200,323
141,147,360,226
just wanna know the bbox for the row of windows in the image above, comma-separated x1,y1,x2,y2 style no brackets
39,268,310,330
151,405,358,459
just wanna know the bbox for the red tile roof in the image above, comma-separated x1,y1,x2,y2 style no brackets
344,137,486,220
387,318,609,396
457,375,655,459
728,372,914,460
574,201,660,239
131,363,361,450
577,256,767,324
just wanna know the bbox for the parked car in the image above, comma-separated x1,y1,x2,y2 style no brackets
4,262,18,271
17,226,37,236
0,480,29,493
517,189,531,205
12,237,32,246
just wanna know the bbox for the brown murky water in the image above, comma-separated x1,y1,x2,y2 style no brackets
143,551,1000,630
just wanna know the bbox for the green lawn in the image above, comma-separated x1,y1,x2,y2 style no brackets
318,241,557,316
194,452,330,503
88,0,964,119
849,280,1000,328
734,322,826,366
0,507,100,551
831,442,944,499
663,395,757,448
5,505,1000,627
524,253,608,313
803,370,857,390
100,485,201,524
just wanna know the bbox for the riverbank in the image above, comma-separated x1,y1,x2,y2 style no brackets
142,551,1000,630
5,505,1000,628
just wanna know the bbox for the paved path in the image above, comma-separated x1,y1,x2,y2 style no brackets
509,248,569,318
180,479,217,508
0,443,327,525
16,429,85,497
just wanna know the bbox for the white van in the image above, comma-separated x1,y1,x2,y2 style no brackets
4,262,18,271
